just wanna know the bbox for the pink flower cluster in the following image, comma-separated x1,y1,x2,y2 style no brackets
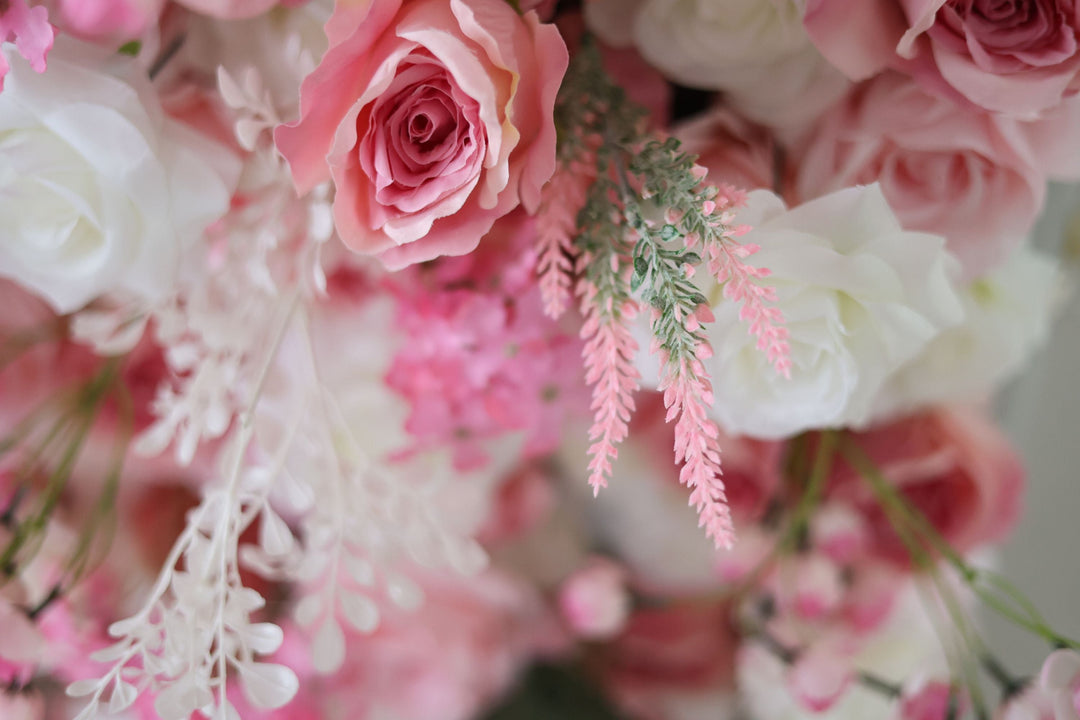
385,213,586,469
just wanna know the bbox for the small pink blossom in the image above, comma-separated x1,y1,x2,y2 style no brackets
787,640,853,713
0,0,54,93
715,526,775,584
1039,649,1080,720
894,677,965,720
558,557,631,640
997,686,1056,720
787,553,845,621
811,503,871,565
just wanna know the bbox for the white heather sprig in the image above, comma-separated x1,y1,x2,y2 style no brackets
68,295,302,720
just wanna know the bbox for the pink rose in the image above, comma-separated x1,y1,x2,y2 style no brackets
828,407,1024,564
675,106,775,191
276,0,568,269
603,602,737,719
790,73,1046,279
805,0,1080,117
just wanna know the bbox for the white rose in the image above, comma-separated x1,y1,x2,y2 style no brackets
587,0,848,132
873,245,1062,419
0,39,238,314
652,185,963,439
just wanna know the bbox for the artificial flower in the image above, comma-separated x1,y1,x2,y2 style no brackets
790,72,1048,280
0,38,238,313
829,406,1024,563
586,0,848,132
276,0,567,268
0,0,53,92
651,185,963,439
874,245,1060,418
804,0,1080,117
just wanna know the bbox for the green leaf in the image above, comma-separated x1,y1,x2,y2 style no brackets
660,224,680,242
633,255,649,278
117,40,142,57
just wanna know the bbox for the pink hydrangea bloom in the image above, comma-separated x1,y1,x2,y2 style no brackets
386,214,587,468
0,0,53,92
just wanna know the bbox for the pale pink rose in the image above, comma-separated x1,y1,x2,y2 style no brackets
805,0,1080,117
53,0,164,41
675,106,775,191
828,407,1024,564
275,0,568,269
558,557,630,640
791,72,1045,279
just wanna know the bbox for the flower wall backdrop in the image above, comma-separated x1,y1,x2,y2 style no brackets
2,1,1080,720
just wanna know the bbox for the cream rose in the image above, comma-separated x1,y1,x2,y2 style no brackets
0,39,237,314
587,0,849,132
873,245,1061,419
666,186,964,439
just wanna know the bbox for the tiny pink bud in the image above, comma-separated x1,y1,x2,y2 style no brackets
789,554,843,621
895,677,965,720
558,558,630,640
788,642,853,713
810,503,869,565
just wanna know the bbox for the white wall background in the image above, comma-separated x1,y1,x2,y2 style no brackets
989,182,1080,671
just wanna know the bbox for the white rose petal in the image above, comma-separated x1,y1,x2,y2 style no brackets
874,245,1062,418
0,39,238,314
650,185,964,439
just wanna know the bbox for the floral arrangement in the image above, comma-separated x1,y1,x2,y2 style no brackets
1,1,1079,720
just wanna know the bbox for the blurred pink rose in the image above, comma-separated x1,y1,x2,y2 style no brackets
893,677,966,720
276,0,567,269
53,0,164,41
603,602,737,720
791,72,1045,279
804,0,1080,117
675,106,775,191
829,407,1024,564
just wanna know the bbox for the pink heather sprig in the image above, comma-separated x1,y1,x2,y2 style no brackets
657,345,734,548
578,262,640,494
536,162,591,320
0,0,54,92
691,180,792,378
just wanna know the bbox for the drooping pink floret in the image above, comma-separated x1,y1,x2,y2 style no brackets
535,163,591,320
695,183,791,379
578,268,640,495
0,0,54,92
657,351,734,549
